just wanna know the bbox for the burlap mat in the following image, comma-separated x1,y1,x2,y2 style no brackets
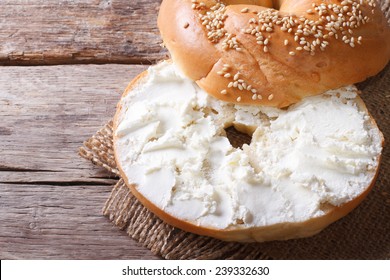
79,1,390,259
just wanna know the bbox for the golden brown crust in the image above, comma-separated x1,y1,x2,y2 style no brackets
158,0,390,107
113,68,384,242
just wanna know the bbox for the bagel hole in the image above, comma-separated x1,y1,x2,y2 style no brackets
224,126,252,149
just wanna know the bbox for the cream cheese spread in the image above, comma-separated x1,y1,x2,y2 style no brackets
115,61,382,230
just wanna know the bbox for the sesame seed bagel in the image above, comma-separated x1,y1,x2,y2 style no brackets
158,0,390,107
113,61,383,242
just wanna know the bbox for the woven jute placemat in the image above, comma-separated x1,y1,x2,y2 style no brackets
79,2,390,260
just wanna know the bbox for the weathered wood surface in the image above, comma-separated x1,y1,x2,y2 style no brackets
0,65,159,259
1,0,388,261
0,0,167,65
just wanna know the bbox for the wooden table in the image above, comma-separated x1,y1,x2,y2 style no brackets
0,0,166,259
2,0,389,261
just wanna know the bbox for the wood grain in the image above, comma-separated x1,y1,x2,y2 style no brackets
0,64,159,259
0,0,168,65
2,0,388,261
0,183,157,259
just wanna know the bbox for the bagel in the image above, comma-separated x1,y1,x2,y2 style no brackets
158,0,390,107
113,61,383,242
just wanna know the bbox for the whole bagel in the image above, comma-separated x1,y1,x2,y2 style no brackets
158,0,390,107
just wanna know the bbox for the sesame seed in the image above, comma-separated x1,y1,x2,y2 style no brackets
221,89,227,95
268,94,274,101
236,96,242,102
184,23,190,28
224,73,231,78
289,51,295,56
194,1,372,58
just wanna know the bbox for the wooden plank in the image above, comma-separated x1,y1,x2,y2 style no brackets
0,0,168,65
0,64,159,259
0,64,146,184
0,183,158,259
